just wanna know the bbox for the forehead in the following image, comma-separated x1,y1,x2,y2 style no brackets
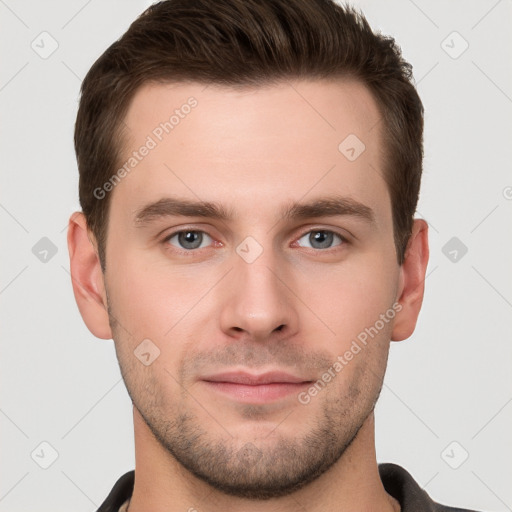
113,79,389,226
123,79,381,151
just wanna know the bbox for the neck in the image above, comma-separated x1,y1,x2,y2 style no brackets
127,408,399,512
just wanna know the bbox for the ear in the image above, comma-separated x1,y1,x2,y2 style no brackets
67,211,112,340
391,219,429,341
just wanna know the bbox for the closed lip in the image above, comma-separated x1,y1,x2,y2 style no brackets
201,371,312,385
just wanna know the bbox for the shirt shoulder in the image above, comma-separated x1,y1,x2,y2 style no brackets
96,470,134,512
379,463,482,512
97,465,483,512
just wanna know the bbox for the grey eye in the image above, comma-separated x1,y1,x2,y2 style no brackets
167,231,212,250
297,230,343,250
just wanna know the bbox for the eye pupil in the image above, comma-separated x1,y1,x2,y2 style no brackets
310,230,334,249
178,231,202,249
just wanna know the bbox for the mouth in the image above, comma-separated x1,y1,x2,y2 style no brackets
201,371,313,403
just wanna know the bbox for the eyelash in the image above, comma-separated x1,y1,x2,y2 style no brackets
161,227,349,256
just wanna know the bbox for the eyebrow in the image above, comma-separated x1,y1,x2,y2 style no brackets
281,196,374,223
133,195,375,226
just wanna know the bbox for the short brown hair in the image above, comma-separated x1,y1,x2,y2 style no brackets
75,0,424,269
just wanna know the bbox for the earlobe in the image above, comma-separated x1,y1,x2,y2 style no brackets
67,211,113,340
391,219,429,342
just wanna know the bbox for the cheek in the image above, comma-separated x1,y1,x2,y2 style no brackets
294,253,399,344
105,248,217,344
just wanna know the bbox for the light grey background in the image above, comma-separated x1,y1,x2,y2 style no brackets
1,1,511,511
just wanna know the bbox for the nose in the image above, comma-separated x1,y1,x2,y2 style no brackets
218,248,299,342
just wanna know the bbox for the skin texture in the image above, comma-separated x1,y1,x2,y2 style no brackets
68,79,429,512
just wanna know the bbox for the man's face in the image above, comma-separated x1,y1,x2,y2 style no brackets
103,80,401,498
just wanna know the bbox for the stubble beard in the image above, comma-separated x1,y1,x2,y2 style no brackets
107,297,388,500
